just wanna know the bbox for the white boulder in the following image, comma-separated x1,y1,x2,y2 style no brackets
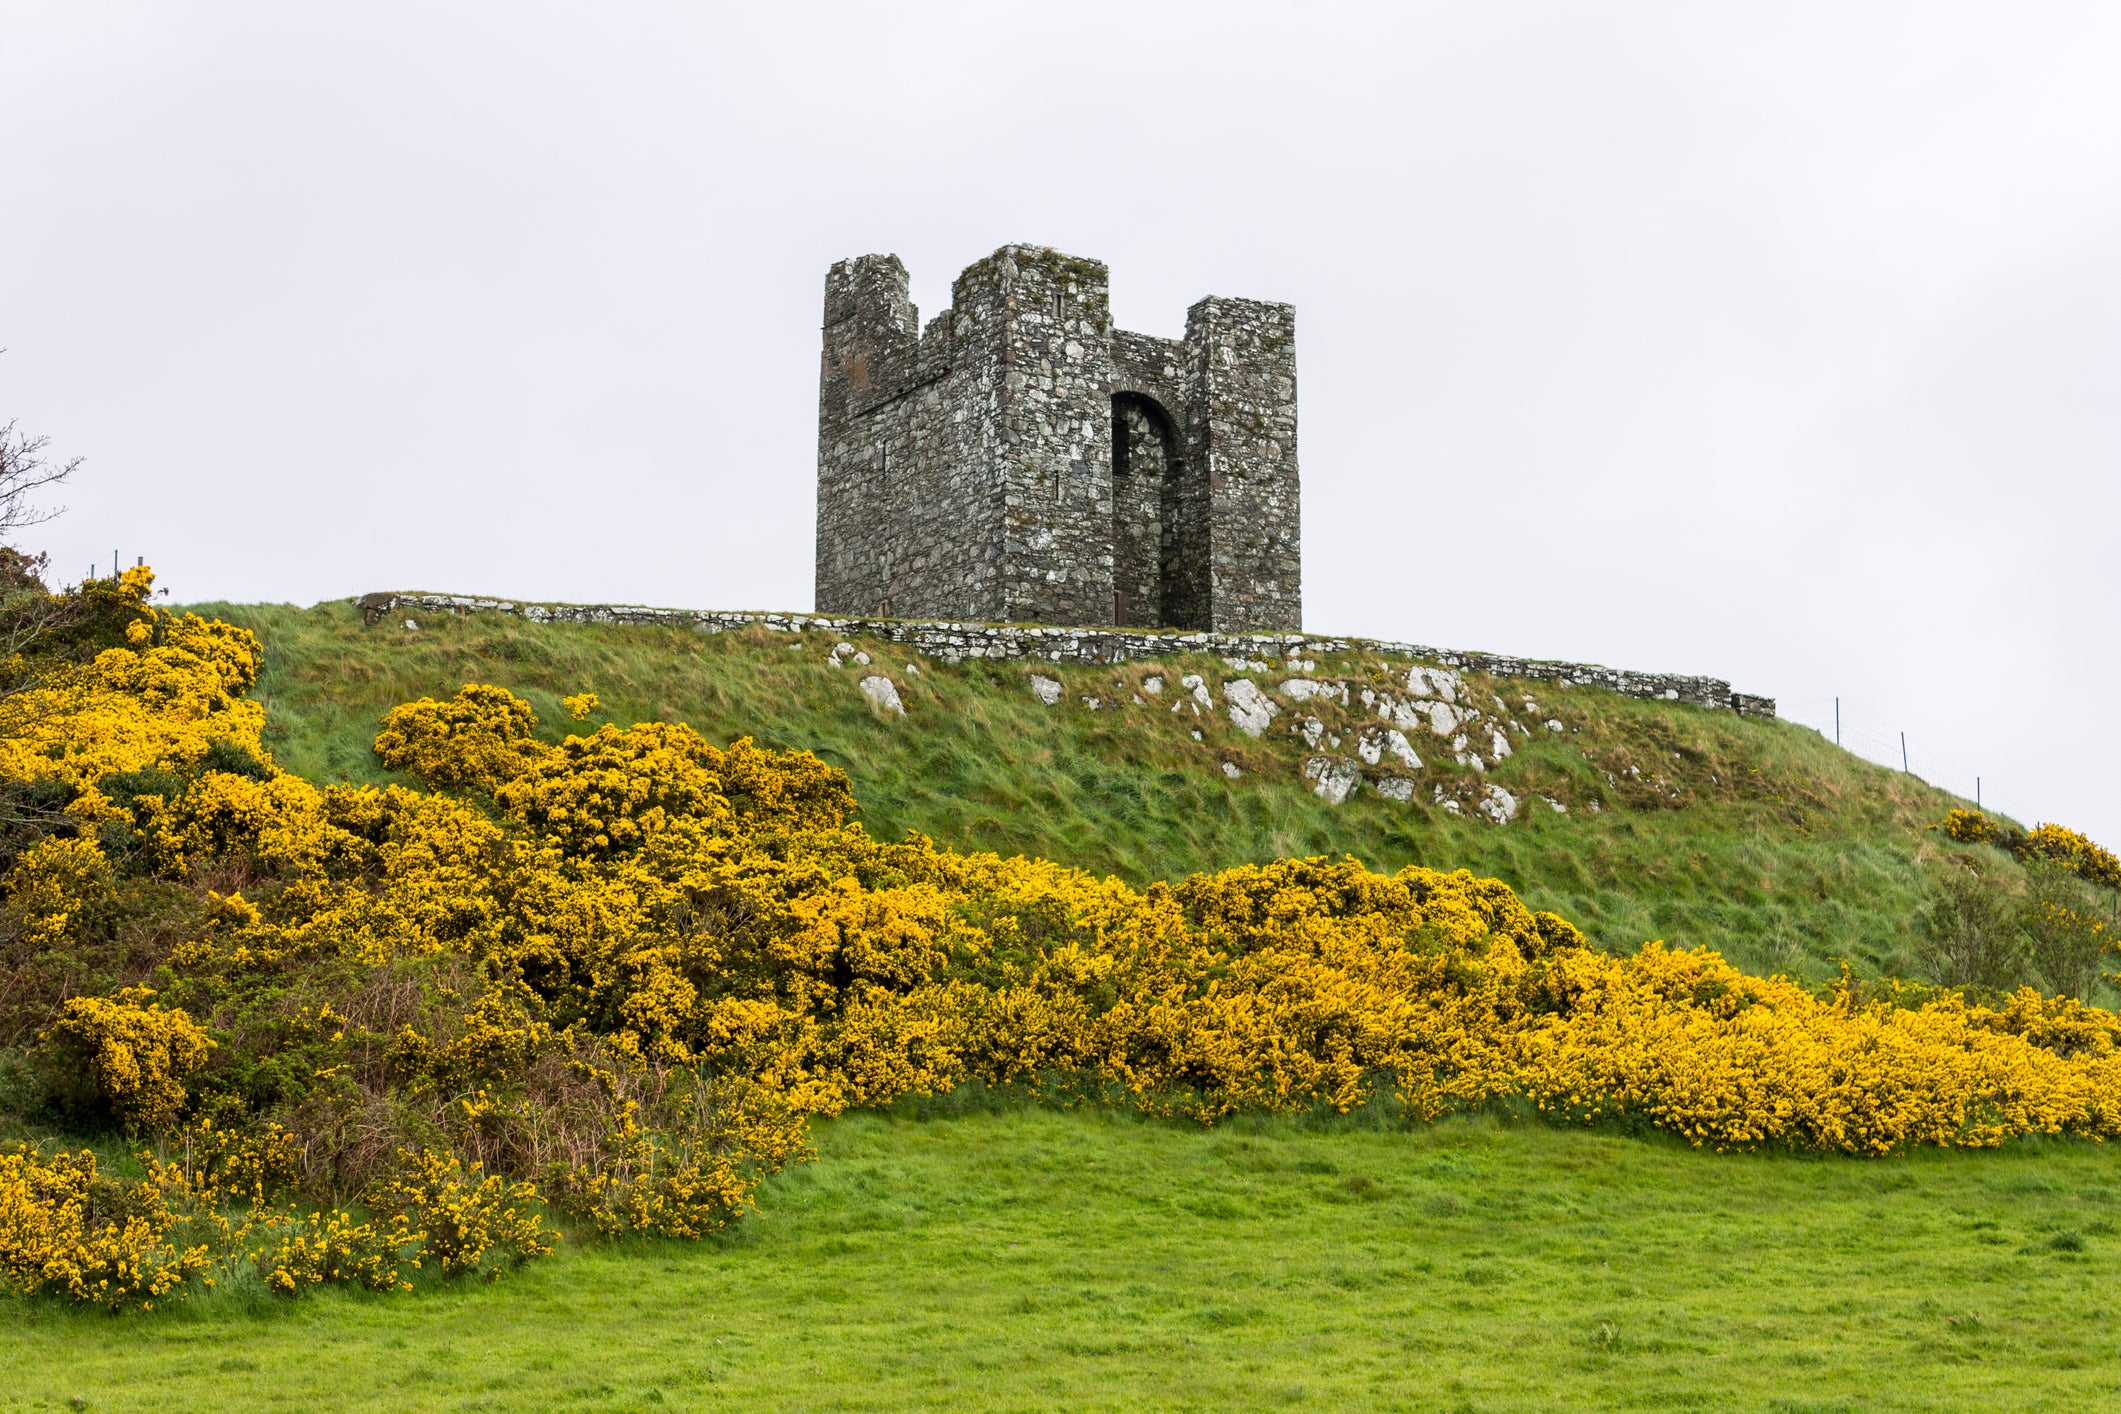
1303,756,1363,805
1359,728,1421,770
1478,784,1519,824
1223,679,1279,737
1406,666,1462,703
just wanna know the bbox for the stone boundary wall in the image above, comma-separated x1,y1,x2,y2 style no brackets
355,592,1777,719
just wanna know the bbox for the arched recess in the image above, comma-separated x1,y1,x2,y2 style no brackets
1111,392,1184,628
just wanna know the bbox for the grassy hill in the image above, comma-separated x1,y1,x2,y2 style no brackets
201,598,1982,986
10,1104,2117,1412
13,598,2114,1411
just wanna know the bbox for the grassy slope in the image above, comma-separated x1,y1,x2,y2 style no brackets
7,1106,2119,1413
203,598,1980,984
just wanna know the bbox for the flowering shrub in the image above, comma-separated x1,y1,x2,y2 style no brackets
2,835,113,955
0,568,266,803
8,574,2121,1311
368,1148,552,1279
1940,808,1998,845
256,1207,411,1294
0,1146,209,1310
374,682,543,792
1937,809,2121,893
2020,823,2121,892
40,988,214,1134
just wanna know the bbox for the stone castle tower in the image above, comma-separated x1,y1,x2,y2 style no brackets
814,244,1300,631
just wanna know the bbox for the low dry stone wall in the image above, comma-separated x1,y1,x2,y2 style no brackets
356,592,1776,718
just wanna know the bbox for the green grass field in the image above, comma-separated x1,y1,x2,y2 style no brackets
7,1105,2119,1412
193,598,2002,987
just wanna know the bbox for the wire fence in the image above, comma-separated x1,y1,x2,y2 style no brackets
1777,696,2037,826
75,550,143,587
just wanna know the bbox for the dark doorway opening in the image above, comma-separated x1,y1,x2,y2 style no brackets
1112,393,1193,628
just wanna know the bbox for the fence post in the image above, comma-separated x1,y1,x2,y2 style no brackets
1901,732,1908,773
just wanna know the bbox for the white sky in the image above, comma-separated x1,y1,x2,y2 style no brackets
5,3,2118,840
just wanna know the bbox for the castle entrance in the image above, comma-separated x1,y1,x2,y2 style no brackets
1111,393,1177,628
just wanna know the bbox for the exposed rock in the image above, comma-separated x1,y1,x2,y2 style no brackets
1298,716,1326,749
1221,761,1242,780
1278,678,1346,706
852,651,871,666
859,676,904,715
1406,665,1462,703
1029,675,1063,705
1478,784,1519,824
1142,675,1164,695
1539,795,1568,813
1376,777,1416,803
1358,727,1420,770
1369,695,1422,734
1489,729,1512,761
1223,679,1279,737
1545,719,1565,733
1303,756,1363,804
1181,673,1212,707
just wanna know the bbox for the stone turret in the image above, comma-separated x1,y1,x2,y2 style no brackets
815,244,1300,631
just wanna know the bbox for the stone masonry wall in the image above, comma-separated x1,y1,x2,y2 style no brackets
356,592,1777,718
815,244,1301,634
1191,297,1301,633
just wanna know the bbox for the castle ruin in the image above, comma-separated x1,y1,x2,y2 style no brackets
815,245,1300,632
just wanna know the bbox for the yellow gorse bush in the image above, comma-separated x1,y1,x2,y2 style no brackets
6,573,2121,1310
367,1148,553,1280
1939,807,2121,892
256,1207,411,1294
2022,823,2121,892
0,1146,209,1310
40,989,214,1136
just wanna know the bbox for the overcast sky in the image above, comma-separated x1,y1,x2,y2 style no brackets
5,2,2117,840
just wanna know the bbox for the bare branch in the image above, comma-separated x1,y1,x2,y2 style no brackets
0,419,79,540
